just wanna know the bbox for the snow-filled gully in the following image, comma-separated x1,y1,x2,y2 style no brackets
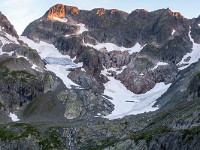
101,68,171,120
178,28,200,70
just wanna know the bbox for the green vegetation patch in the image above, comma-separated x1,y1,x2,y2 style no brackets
181,126,200,143
10,70,36,82
0,102,4,109
39,127,64,150
131,125,173,146
0,126,17,141
0,65,9,77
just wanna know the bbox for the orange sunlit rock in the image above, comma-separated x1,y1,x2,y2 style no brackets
66,6,79,15
135,9,148,13
111,9,128,14
96,8,107,16
47,4,66,20
167,8,185,19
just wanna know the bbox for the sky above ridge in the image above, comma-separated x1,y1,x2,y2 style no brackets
0,0,199,35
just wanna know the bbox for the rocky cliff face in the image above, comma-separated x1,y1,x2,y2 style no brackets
23,4,192,95
0,11,18,38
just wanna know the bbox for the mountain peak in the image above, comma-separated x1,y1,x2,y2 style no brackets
94,8,128,17
47,4,66,20
167,8,185,19
46,4,80,21
96,8,107,16
135,9,148,13
0,11,18,38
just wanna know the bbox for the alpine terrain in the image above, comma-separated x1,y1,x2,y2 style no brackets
0,4,200,150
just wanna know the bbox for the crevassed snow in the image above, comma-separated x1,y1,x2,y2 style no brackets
83,41,144,54
45,57,75,66
9,113,20,122
53,16,68,23
151,62,168,70
171,29,176,35
103,76,171,120
20,36,80,89
178,28,200,70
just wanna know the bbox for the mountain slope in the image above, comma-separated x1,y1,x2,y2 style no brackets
0,4,200,150
22,4,198,119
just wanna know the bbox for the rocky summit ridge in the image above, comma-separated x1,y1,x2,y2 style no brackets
0,4,200,150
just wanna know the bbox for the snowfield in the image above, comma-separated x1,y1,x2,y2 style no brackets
0,29,19,56
103,75,171,120
46,64,78,88
20,36,171,120
83,40,145,54
77,23,89,34
178,28,200,70
20,36,80,89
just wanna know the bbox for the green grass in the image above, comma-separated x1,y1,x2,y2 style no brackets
39,127,64,150
0,102,4,109
10,70,36,82
12,123,40,140
0,65,9,77
0,126,16,141
0,64,36,82
181,126,200,143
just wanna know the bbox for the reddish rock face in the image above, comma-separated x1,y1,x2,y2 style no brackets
47,4,80,20
47,4,66,20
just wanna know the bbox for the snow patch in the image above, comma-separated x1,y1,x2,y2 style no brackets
178,28,200,70
103,76,171,120
20,36,71,59
83,41,144,54
0,35,17,56
53,16,68,23
171,29,176,35
65,23,88,37
77,23,88,34
198,23,200,27
46,64,78,88
151,62,168,70
9,113,20,122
